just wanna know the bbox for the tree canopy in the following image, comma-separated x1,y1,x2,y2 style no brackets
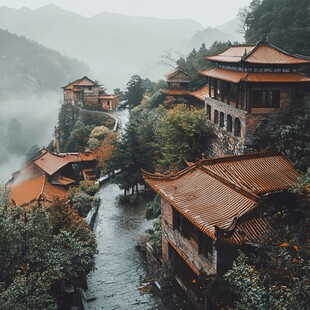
242,0,310,55
0,196,96,309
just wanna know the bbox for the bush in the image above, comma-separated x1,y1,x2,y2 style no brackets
72,191,96,217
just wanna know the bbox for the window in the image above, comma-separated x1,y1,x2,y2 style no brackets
219,112,225,127
173,209,189,238
234,117,241,137
206,104,211,120
252,90,280,107
198,233,213,260
214,110,219,124
227,114,232,133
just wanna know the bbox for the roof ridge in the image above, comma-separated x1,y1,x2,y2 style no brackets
199,165,259,202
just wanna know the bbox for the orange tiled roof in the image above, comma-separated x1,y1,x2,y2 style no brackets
206,45,255,63
200,68,248,83
62,76,97,89
99,95,119,100
206,44,310,65
245,72,310,83
200,67,310,83
143,151,299,244
10,175,67,207
201,151,301,195
34,150,96,176
165,68,190,81
164,89,190,96
188,85,210,101
143,166,258,241
220,217,273,245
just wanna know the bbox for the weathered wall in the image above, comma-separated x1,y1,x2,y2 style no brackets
161,198,216,276
206,87,293,157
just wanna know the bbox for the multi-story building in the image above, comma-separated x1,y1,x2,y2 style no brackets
143,151,300,309
62,76,119,110
200,39,310,156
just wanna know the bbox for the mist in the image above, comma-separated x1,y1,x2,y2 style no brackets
0,91,61,181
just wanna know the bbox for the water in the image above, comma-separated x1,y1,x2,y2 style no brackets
86,183,164,309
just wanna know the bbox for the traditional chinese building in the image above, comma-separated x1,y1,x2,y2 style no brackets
8,148,97,208
62,76,119,110
200,39,310,156
164,68,205,109
143,151,300,309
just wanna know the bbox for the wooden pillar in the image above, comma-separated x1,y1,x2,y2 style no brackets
227,83,231,105
220,81,224,102
208,78,212,97
214,79,218,100
236,84,240,109
247,84,252,113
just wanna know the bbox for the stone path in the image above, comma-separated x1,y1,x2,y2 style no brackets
86,183,164,310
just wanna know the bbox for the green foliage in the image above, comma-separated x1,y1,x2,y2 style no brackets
57,103,80,151
146,219,162,251
113,88,125,100
0,195,97,308
145,195,161,220
79,180,99,196
291,168,310,198
243,0,310,54
87,125,110,150
123,74,146,109
108,121,149,193
156,104,213,172
253,96,310,171
108,87,213,191
58,103,114,152
224,199,310,310
72,191,97,217
65,125,92,152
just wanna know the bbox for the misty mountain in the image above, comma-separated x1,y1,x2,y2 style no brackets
185,17,244,51
0,28,90,99
216,17,244,43
0,5,203,88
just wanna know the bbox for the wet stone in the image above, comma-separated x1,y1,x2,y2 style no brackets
86,183,164,309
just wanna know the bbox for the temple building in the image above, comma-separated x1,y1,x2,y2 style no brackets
8,148,97,208
62,76,119,110
200,39,310,156
143,151,300,309
163,68,206,109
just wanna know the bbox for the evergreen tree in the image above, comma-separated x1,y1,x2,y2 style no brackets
123,75,146,109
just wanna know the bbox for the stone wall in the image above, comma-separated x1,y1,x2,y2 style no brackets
205,86,293,157
161,198,217,276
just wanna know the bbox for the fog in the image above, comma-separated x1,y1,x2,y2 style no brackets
0,91,61,181
0,1,252,180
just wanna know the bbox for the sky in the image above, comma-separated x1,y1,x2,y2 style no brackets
0,0,252,27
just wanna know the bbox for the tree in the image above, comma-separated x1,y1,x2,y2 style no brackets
87,125,110,150
253,96,310,171
155,104,213,172
0,196,97,308
24,144,40,162
242,0,310,54
57,103,80,151
123,75,146,109
108,121,148,194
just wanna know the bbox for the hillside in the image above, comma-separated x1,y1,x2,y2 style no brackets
244,0,310,54
185,27,232,51
0,5,203,88
0,28,90,99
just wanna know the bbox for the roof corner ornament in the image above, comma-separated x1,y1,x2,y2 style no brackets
256,34,269,46
243,48,248,57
